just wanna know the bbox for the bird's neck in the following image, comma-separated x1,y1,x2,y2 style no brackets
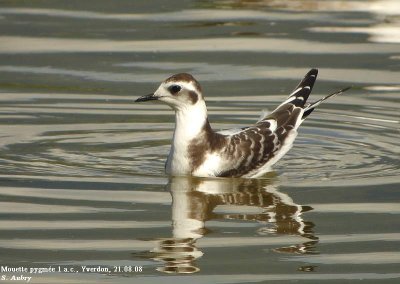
173,101,210,143
166,101,213,175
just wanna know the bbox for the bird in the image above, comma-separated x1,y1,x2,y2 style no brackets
135,69,350,178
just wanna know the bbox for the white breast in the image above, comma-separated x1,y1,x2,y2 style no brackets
192,153,223,177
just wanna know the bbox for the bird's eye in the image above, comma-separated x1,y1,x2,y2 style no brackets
168,85,182,94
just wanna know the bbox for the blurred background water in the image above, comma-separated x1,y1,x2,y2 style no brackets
0,0,399,283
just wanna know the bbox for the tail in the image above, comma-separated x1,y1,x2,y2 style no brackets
302,86,351,119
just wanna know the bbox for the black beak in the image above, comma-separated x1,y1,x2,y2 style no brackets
135,93,158,103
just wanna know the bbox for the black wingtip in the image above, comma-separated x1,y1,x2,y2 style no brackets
322,86,352,101
302,107,314,119
339,86,352,93
307,68,318,76
289,68,319,107
293,69,319,90
301,86,351,120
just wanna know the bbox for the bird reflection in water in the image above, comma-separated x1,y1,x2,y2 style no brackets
138,177,317,274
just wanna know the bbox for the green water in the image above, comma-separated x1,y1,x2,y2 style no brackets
0,0,399,283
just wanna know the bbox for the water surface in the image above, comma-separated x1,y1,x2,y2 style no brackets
0,0,399,283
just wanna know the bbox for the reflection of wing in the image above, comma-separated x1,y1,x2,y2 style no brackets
169,177,316,240
202,180,314,238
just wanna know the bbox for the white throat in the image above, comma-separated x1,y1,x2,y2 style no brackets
175,101,208,139
166,100,209,175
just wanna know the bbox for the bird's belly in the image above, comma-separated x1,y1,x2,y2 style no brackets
165,149,191,176
166,150,221,177
192,153,222,177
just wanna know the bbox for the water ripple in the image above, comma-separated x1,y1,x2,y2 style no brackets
0,36,397,54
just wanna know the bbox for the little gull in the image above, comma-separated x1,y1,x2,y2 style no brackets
135,69,350,178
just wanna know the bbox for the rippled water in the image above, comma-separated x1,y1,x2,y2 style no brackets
0,0,399,283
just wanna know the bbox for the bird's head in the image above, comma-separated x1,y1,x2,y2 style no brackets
135,73,204,111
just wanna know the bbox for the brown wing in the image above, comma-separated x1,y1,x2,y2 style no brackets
217,104,303,177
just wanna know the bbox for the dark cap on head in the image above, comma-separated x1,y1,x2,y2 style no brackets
165,73,202,93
